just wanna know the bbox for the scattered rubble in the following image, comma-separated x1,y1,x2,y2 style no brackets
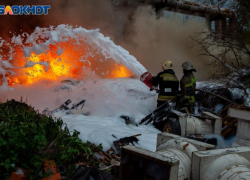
1,85,249,179
112,134,140,154
42,99,86,116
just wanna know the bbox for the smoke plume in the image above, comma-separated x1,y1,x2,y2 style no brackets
0,0,212,80
119,6,211,80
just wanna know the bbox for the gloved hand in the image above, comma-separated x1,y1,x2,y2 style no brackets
150,86,159,93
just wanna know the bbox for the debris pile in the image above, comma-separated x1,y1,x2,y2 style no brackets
0,85,248,179
136,85,249,144
196,86,250,138
43,99,86,116
219,103,250,138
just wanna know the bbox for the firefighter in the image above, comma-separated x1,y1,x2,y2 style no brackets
151,60,179,108
180,62,196,114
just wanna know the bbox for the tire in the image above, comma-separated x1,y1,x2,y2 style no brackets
162,118,181,135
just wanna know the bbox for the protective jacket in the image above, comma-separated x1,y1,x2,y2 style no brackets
180,71,196,105
151,69,179,102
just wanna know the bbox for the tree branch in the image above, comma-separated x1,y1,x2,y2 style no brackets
190,36,238,72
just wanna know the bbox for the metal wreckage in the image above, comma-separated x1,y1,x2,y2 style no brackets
36,73,250,180
113,72,250,180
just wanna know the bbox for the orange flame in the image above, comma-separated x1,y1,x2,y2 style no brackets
4,39,133,86
111,64,133,78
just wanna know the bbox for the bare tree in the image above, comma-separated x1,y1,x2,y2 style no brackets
191,0,250,104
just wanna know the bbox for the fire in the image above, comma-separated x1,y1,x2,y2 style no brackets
3,39,133,86
111,64,133,78
23,49,72,84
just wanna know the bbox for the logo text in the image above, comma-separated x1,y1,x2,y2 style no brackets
0,5,50,15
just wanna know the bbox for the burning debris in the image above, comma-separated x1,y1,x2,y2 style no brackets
0,25,146,88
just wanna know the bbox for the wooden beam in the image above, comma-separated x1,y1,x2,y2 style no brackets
228,108,250,121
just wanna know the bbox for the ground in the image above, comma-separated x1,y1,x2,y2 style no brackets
1,78,161,152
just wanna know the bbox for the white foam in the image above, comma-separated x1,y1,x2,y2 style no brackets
0,78,159,152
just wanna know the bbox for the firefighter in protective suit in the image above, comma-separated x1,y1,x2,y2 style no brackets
180,62,196,114
151,60,179,108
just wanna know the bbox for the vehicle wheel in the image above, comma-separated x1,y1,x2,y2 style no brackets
162,118,181,135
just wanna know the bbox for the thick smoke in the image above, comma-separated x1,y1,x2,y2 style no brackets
119,6,211,80
0,0,211,81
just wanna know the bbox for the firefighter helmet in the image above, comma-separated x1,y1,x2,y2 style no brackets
162,60,173,70
182,62,196,71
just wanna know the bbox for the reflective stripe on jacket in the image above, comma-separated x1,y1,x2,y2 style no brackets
151,69,179,102
180,72,196,104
